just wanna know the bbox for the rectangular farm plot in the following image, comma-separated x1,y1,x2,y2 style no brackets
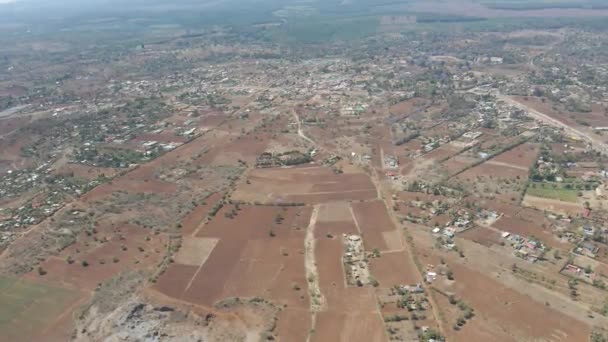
153,263,198,300
0,276,83,342
351,201,397,252
275,308,311,342
171,205,312,306
232,166,377,204
490,143,539,169
368,251,419,287
458,161,528,181
196,205,309,239
181,238,246,306
313,311,386,342
220,236,308,308
459,226,502,247
317,202,357,222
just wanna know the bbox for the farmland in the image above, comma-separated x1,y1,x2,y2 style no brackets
2,0,608,340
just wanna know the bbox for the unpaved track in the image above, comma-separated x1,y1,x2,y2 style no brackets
499,95,608,153
293,110,316,146
304,205,325,342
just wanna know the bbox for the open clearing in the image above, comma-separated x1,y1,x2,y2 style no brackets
27,224,167,290
522,194,583,216
443,262,590,342
525,185,579,202
0,275,83,342
232,166,377,204
154,205,312,309
369,251,419,286
351,200,398,252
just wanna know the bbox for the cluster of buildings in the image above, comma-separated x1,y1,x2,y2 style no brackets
501,232,547,263
342,234,372,287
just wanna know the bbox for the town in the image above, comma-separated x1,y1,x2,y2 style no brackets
1,0,608,341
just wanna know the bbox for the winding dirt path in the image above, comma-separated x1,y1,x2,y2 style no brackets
292,109,316,146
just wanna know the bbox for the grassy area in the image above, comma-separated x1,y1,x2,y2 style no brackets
0,275,81,341
526,183,579,202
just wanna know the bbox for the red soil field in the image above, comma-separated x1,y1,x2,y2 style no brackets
275,308,311,342
179,192,223,235
515,207,554,228
152,263,198,299
369,251,420,286
0,136,35,171
155,205,311,308
315,221,358,237
458,161,528,180
197,112,227,129
459,226,502,247
0,116,29,135
427,213,453,228
203,132,272,165
445,262,590,342
233,166,377,204
220,236,308,308
28,224,166,290
287,190,378,204
313,311,386,342
177,239,242,306
490,143,539,169
434,290,515,342
441,155,479,175
491,216,569,250
351,201,396,252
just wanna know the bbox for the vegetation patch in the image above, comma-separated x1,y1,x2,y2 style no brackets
0,275,81,341
526,183,580,202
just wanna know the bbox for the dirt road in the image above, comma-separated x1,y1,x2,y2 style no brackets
499,95,608,153
292,110,316,146
304,205,325,342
